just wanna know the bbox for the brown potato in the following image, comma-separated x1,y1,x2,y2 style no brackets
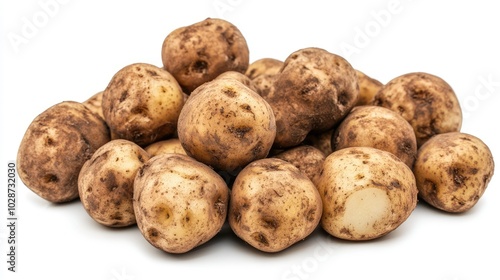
17,101,110,203
78,139,150,227
372,72,462,147
229,158,322,252
83,91,105,119
144,138,187,156
332,105,417,167
245,58,283,80
303,129,334,156
161,18,249,93
355,70,383,106
273,145,326,186
413,132,494,213
216,71,260,94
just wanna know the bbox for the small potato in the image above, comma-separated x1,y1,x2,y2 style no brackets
161,18,249,93
229,158,322,253
332,105,417,168
303,129,334,156
17,101,110,203
144,138,187,156
133,154,229,253
245,58,283,80
273,145,326,186
83,91,105,119
78,139,150,227
317,147,418,241
372,72,462,147
413,132,494,213
355,70,383,106
102,63,184,146
216,71,260,94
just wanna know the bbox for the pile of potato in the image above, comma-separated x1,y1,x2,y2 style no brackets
17,18,494,253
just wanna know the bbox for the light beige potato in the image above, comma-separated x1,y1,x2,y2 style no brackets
161,18,249,93
216,71,260,94
144,138,187,156
17,101,110,203
332,105,417,167
78,139,149,227
245,58,283,80
273,145,326,186
133,154,229,253
229,158,322,253
317,147,418,241
177,77,276,173
355,70,383,106
372,72,462,147
102,63,184,146
413,132,494,213
83,91,105,119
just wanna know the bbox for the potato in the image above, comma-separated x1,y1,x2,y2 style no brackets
372,72,462,147
144,138,187,156
229,158,322,252
317,147,418,240
102,63,184,146
78,139,149,227
245,58,283,80
17,101,110,203
332,105,417,168
413,132,494,213
303,129,334,156
355,70,383,106
83,91,105,119
177,77,276,173
133,154,229,253
161,18,249,93
262,47,359,148
216,71,260,94
273,145,326,186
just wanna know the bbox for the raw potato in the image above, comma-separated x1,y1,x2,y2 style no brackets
177,77,276,173
144,138,187,156
83,91,105,119
372,72,462,147
355,70,383,106
133,154,229,253
332,105,417,168
102,63,184,146
245,58,283,80
413,132,494,213
303,129,334,156
273,145,326,186
161,18,250,93
17,101,110,203
216,71,260,94
317,147,418,240
229,158,322,252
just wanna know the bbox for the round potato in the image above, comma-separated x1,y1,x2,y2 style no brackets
216,71,260,94
229,158,322,253
317,147,418,241
161,18,249,93
78,139,150,227
413,132,494,213
133,154,229,253
273,145,326,186
355,70,383,106
332,105,417,168
17,101,110,203
144,138,187,156
102,63,184,146
372,72,462,147
245,58,283,80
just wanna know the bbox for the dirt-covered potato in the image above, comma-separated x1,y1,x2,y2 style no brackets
317,147,418,241
216,71,260,94
355,70,383,106
413,132,494,213
161,18,249,93
372,72,462,147
332,105,417,168
303,129,334,156
262,47,359,148
83,91,105,119
144,138,187,156
229,158,322,252
78,139,150,227
133,154,229,253
245,58,283,80
17,101,110,203
177,77,276,173
273,145,326,186
102,63,184,146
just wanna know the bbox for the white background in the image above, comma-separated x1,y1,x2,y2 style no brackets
1,1,499,280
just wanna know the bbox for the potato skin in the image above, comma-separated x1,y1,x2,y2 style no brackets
413,132,494,213
144,138,187,156
355,70,383,106
78,139,150,227
133,154,229,253
17,101,110,203
229,158,322,253
83,91,105,119
273,145,326,186
245,58,283,80
161,18,249,93
317,147,418,240
372,72,462,147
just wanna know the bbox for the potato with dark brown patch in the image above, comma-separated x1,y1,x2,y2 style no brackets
413,132,494,213
372,72,462,147
303,129,334,156
229,158,322,253
133,154,229,253
102,63,184,146
161,18,249,93
17,101,110,203
273,145,326,186
332,105,417,168
355,70,383,106
245,58,283,80
144,138,187,156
